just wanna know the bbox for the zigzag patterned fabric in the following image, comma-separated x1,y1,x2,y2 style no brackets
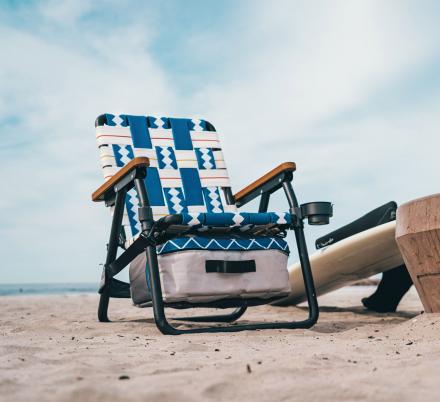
157,236,289,255
179,212,291,226
95,114,290,246
96,114,236,242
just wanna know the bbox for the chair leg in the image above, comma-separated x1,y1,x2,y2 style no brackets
97,190,126,323
98,287,110,322
292,225,319,324
173,305,248,323
146,225,319,335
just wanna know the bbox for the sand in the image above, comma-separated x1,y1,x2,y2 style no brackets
1,287,439,402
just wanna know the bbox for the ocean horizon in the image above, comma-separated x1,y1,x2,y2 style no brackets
0,283,97,296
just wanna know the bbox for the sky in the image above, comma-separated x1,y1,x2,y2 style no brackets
1,0,440,284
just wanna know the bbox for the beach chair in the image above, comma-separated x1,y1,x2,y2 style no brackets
92,114,333,334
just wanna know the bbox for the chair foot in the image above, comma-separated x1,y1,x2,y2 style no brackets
173,305,247,323
98,291,111,322
155,313,318,335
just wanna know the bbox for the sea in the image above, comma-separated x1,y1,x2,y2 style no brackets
0,283,97,296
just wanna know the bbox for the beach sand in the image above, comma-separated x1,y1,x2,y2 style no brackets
1,287,439,402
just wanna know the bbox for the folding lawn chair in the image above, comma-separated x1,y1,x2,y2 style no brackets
92,114,333,334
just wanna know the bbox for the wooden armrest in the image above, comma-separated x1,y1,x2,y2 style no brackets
92,157,150,202
234,162,296,204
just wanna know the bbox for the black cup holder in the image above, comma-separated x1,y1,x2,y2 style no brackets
300,202,333,225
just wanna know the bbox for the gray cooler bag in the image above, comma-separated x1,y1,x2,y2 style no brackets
130,236,291,304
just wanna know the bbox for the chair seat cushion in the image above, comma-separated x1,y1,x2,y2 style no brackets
157,236,290,255
174,212,292,227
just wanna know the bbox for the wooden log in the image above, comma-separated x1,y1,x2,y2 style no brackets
395,194,440,313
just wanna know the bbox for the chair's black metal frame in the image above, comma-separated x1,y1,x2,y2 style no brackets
96,162,332,335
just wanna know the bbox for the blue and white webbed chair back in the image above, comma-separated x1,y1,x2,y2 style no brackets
95,114,291,304
96,114,237,244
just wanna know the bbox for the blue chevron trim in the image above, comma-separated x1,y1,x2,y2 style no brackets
157,236,289,255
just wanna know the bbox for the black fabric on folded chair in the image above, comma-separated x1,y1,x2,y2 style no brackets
361,264,413,312
315,201,397,249
108,278,131,298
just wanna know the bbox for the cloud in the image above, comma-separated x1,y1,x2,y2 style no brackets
0,1,176,282
186,0,440,238
36,0,95,26
1,0,439,282
189,1,438,159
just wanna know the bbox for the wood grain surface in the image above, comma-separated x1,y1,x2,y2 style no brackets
396,194,440,312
